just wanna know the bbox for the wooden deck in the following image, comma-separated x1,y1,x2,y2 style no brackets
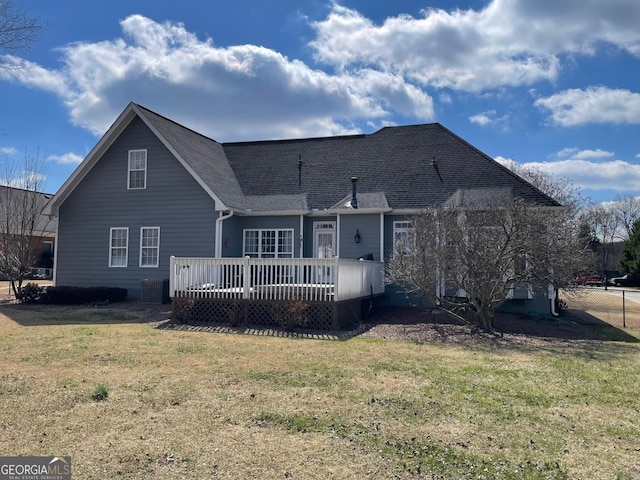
169,256,385,329
170,256,384,302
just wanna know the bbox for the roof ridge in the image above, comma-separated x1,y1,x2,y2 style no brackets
434,123,562,207
134,103,221,145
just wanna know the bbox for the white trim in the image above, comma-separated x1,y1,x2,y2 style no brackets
299,214,304,258
215,211,234,258
131,104,228,210
392,220,414,256
43,103,229,216
52,229,59,285
139,226,160,268
242,228,294,258
127,149,147,190
109,227,129,268
44,104,139,216
379,212,385,261
313,221,336,259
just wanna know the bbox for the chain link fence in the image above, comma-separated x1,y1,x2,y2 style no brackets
560,287,640,329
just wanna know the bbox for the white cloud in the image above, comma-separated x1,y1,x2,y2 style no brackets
469,110,509,128
310,0,640,91
535,87,640,126
1,15,434,141
556,147,614,160
0,146,17,155
0,56,71,98
515,159,640,191
47,153,84,165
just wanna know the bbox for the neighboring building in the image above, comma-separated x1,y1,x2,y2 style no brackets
0,185,57,279
44,102,559,313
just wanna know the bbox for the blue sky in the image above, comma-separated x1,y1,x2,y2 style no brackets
1,0,638,204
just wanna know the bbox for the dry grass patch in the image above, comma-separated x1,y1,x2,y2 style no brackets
1,302,639,479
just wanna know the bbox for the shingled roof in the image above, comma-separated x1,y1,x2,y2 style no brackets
46,103,560,215
222,123,560,211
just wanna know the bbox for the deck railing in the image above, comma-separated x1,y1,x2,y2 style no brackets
169,256,384,302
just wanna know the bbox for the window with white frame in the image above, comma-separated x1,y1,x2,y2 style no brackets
109,227,128,267
140,227,160,267
393,221,414,256
243,229,294,258
128,149,147,189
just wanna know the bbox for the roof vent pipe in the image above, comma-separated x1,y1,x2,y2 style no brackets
351,176,358,209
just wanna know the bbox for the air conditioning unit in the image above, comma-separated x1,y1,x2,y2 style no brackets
141,278,170,304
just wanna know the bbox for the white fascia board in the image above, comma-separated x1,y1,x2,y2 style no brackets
44,103,139,216
234,210,310,217
132,104,228,211
313,207,392,216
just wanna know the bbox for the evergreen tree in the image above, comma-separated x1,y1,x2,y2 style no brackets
620,219,640,282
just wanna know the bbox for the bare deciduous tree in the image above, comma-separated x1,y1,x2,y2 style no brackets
580,204,621,273
0,0,43,68
611,195,640,240
386,192,591,332
0,150,52,296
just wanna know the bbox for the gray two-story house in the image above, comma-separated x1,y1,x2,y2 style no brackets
45,102,559,321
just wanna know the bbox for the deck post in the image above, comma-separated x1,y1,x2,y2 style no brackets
169,256,176,297
333,256,340,301
243,256,251,299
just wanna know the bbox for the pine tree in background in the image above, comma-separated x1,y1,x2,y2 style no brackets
620,219,640,283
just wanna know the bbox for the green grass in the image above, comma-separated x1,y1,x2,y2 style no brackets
0,303,639,479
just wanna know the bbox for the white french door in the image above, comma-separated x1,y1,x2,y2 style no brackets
313,222,335,283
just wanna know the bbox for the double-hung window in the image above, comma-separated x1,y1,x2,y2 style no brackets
140,227,160,267
109,227,128,267
128,149,147,189
243,229,293,258
393,221,414,256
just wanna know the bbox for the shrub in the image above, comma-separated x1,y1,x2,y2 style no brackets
43,286,127,305
16,283,47,304
17,285,127,305
271,299,309,331
91,383,109,402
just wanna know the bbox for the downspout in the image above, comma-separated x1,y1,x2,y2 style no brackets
215,210,234,258
379,212,384,262
52,226,59,286
549,284,559,317
336,213,340,257
299,214,304,258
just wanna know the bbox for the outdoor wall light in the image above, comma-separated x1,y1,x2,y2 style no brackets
354,229,361,244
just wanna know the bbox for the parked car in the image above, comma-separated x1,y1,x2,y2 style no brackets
609,274,631,287
575,275,603,286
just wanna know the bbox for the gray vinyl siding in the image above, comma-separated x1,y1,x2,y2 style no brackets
56,116,218,298
339,214,380,261
219,215,243,257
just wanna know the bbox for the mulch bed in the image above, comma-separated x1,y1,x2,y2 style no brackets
2,292,633,347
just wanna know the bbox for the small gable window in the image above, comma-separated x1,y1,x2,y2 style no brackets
128,149,147,189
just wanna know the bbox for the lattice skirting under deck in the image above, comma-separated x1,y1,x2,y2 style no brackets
171,297,364,330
